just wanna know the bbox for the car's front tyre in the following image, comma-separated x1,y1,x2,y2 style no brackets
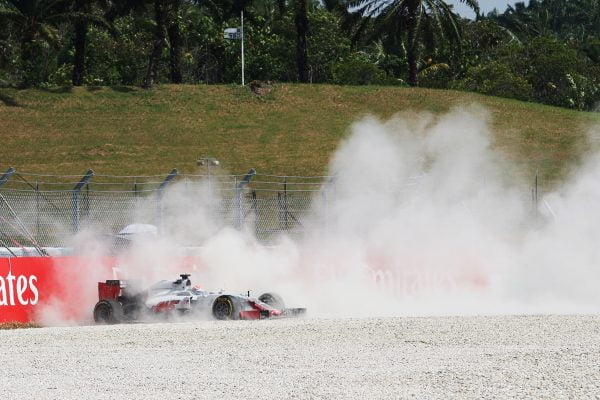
212,296,238,320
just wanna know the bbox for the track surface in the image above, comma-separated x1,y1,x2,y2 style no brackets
1,316,599,399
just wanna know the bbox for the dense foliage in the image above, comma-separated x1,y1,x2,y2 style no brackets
0,0,599,110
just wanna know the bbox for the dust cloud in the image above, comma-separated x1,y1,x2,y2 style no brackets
51,106,600,321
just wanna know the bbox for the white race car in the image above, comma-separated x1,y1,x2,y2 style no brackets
93,274,306,323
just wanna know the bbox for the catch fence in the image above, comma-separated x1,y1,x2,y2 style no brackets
0,168,333,248
0,167,543,252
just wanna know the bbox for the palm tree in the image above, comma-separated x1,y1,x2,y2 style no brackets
0,0,107,86
349,0,480,86
167,0,182,83
71,0,112,86
495,1,560,39
294,0,309,82
248,0,311,82
0,0,70,86
496,0,600,40
72,0,88,85
144,0,199,87
144,0,170,87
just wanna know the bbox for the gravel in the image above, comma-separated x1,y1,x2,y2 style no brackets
1,316,599,399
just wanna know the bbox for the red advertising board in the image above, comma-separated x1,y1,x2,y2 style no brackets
0,257,116,323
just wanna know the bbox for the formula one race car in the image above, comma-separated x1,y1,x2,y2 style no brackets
93,274,306,323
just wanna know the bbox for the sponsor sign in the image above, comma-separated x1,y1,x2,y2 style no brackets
0,262,39,307
0,257,50,322
0,257,115,323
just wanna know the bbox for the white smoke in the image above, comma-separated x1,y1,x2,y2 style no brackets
52,105,600,322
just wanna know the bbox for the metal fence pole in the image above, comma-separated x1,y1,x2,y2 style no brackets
284,177,289,230
72,169,94,233
0,167,16,187
324,176,336,231
235,169,256,229
156,168,179,233
277,192,283,230
533,171,539,220
252,190,258,237
84,183,90,220
36,181,40,237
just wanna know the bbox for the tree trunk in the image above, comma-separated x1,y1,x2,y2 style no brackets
295,0,309,83
20,27,39,88
407,44,418,86
144,0,167,88
167,0,182,84
277,0,286,15
406,1,419,86
72,22,87,86
72,0,87,86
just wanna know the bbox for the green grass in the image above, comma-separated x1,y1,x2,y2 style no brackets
1,84,598,185
0,322,41,329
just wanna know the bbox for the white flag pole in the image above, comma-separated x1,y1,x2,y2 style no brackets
241,10,245,86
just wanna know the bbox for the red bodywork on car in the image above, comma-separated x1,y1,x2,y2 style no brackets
240,301,283,319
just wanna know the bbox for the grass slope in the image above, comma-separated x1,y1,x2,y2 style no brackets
1,84,598,184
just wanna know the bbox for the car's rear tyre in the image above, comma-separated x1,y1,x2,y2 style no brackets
93,300,124,324
258,292,285,310
212,296,238,320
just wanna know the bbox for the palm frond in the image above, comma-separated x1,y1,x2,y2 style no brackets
0,8,22,20
496,25,521,45
47,11,112,31
38,23,60,45
436,0,461,43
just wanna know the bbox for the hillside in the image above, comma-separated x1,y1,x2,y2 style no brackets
1,84,599,184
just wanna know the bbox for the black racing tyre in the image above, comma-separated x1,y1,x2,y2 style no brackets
212,296,238,320
93,299,124,324
258,292,285,310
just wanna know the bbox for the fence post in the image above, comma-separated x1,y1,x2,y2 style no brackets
284,177,289,230
36,181,40,237
0,167,16,188
156,168,178,233
533,171,539,220
252,190,258,238
84,182,90,220
277,192,283,230
235,169,256,229
324,176,336,231
72,169,94,233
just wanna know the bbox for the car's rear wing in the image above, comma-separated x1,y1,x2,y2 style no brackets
98,280,122,301
98,279,144,301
